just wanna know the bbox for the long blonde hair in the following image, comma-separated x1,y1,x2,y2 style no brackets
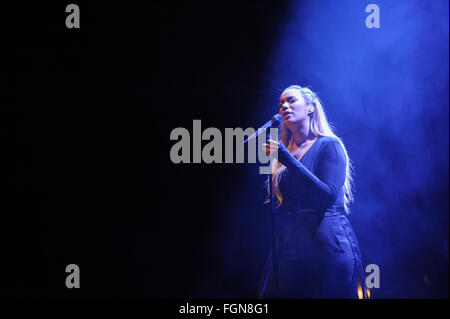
267,85,354,213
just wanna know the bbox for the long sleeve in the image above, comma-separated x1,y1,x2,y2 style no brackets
277,138,347,209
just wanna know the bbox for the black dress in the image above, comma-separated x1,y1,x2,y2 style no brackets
258,135,367,298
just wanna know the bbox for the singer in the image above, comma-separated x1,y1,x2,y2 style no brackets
259,85,367,298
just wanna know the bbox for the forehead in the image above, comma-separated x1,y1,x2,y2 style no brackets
280,89,302,101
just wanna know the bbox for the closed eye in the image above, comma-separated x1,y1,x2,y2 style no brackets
280,96,297,107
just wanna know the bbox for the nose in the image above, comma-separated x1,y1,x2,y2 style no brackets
281,102,290,112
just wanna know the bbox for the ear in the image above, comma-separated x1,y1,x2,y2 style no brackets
308,106,314,114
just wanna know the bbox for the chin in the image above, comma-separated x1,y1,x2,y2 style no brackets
284,117,297,123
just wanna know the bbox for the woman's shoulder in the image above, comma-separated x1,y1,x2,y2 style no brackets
317,135,341,146
316,135,345,155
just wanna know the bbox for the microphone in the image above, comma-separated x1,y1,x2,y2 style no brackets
244,113,283,144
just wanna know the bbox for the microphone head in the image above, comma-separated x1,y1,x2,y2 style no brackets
272,113,283,125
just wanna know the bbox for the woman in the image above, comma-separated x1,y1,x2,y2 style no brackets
259,85,367,298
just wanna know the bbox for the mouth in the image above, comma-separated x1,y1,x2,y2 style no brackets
283,113,292,119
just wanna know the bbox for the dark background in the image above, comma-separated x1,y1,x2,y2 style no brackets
1,1,448,298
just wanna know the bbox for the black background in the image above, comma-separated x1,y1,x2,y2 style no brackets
2,1,289,297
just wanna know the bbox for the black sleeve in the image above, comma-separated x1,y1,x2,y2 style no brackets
277,139,347,208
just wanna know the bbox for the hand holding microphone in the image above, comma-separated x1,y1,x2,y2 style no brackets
262,139,280,157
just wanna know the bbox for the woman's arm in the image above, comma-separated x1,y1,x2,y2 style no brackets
277,138,347,208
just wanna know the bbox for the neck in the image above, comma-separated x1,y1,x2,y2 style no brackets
290,120,317,147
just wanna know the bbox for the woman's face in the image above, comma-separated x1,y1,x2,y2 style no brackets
279,89,312,126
